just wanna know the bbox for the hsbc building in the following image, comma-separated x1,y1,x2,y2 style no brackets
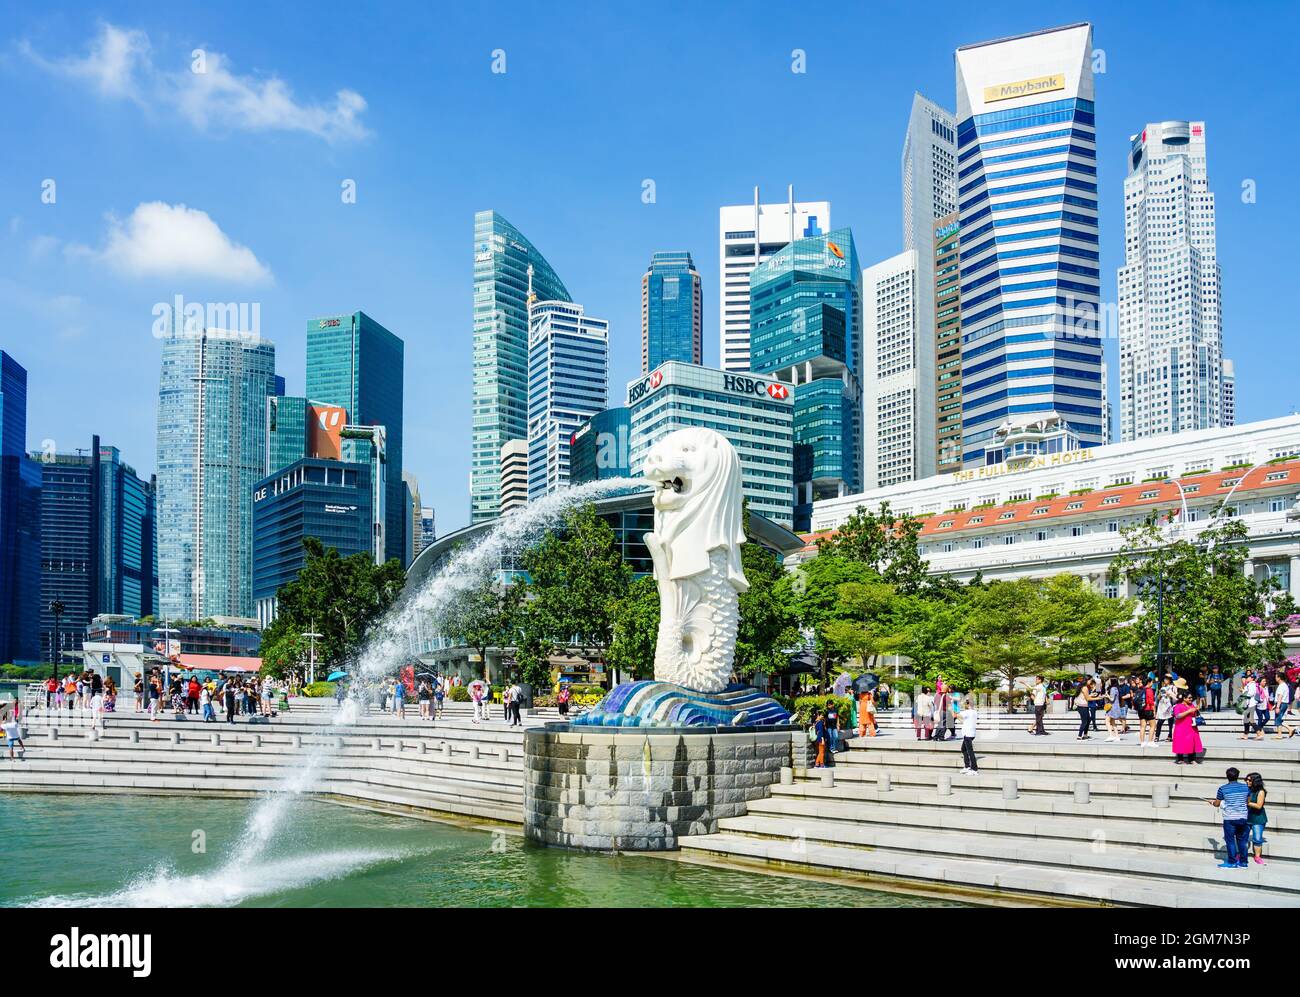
626,361,794,527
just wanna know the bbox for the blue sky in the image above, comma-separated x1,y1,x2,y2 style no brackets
2,0,1297,534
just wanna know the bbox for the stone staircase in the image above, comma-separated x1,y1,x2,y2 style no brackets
678,733,1300,907
1,710,530,824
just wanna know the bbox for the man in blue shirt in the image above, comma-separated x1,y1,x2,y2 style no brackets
1211,767,1251,868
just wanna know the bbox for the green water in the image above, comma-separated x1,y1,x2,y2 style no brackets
0,794,965,908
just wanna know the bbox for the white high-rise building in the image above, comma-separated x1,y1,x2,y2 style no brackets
864,250,934,489
499,440,528,516
718,187,830,372
526,300,609,500
1118,120,1227,441
898,93,956,487
1221,358,1236,427
954,22,1103,466
902,93,958,254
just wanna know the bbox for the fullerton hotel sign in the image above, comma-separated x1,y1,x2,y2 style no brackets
952,447,1095,483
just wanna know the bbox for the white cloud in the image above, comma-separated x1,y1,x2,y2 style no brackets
22,23,369,142
74,201,271,283
19,23,150,100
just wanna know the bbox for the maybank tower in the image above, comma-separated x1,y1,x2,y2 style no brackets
954,23,1102,467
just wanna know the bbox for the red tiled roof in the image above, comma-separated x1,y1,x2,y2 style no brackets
802,460,1300,545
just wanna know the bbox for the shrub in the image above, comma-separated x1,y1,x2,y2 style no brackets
301,681,337,698
448,685,470,702
0,664,47,680
792,694,854,728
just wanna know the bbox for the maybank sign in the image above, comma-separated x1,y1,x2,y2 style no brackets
983,73,1065,104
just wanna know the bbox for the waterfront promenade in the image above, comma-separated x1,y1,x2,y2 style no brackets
3,700,1296,907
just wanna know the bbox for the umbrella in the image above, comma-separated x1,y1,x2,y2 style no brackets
851,673,880,695
415,671,436,679
327,671,348,682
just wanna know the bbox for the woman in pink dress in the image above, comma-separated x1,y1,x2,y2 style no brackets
1171,691,1203,764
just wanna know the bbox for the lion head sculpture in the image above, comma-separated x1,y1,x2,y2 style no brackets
641,427,748,593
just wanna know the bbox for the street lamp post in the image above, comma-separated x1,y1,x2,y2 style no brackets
302,626,322,685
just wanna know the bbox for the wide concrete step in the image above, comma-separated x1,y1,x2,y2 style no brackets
744,791,1300,861
799,764,1300,808
714,812,1296,894
766,779,1296,835
828,746,1300,790
678,832,1288,908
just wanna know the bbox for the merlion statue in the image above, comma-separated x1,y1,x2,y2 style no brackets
641,427,749,693
571,427,790,727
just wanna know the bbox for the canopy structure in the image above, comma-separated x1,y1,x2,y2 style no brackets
175,653,262,674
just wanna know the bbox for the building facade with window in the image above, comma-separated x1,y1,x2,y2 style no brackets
641,251,702,371
626,362,794,527
806,415,1300,600
954,22,1103,466
156,328,277,621
749,227,863,529
526,300,609,500
1118,120,1229,442
472,211,571,523
718,188,829,373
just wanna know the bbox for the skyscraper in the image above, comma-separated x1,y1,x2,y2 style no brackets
718,187,830,373
1118,120,1227,441
527,299,609,501
0,352,40,664
933,214,964,474
863,249,934,489
1221,359,1236,427
33,438,158,656
306,311,405,565
641,251,702,371
156,328,277,620
749,227,863,530
472,211,571,523
954,22,1103,466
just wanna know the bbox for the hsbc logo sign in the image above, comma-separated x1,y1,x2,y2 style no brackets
629,369,792,406
723,374,791,402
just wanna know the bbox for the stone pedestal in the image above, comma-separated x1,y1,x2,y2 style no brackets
524,724,793,851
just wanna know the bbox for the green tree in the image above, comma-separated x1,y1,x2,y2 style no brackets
820,580,908,672
816,501,928,594
734,541,800,680
960,579,1054,705
893,594,976,687
781,551,877,687
607,575,659,682
260,537,406,678
517,504,631,673
443,581,522,681
1037,573,1137,672
1109,517,1283,677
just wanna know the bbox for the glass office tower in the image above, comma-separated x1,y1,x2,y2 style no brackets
641,251,702,371
33,438,157,656
156,328,277,620
306,311,405,565
954,22,1102,466
472,210,571,523
749,228,863,530
570,407,632,486
0,352,40,664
